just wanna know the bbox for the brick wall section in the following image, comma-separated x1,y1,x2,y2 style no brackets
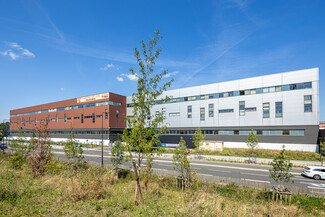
10,92,126,131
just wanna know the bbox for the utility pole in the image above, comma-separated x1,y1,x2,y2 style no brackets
101,109,108,167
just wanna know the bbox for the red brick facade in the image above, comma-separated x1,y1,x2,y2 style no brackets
10,92,126,131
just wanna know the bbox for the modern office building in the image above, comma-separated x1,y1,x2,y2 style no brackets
10,92,126,145
10,68,320,151
127,68,319,152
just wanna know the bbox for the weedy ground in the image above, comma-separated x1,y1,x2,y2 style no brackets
0,152,324,216
164,147,321,162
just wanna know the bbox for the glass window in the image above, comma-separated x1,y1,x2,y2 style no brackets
116,110,119,118
304,95,312,112
262,130,282,135
297,83,304,89
219,109,234,113
169,112,180,117
219,93,224,98
275,102,282,117
234,91,240,96
275,86,282,92
245,90,251,95
245,107,256,111
228,92,234,97
224,92,229,97
282,85,290,91
92,113,95,123
81,114,84,124
219,130,234,135
263,103,270,118
240,91,245,95
239,130,257,135
239,101,245,116
256,88,263,94
187,105,192,118
263,87,269,93
250,89,256,95
282,130,289,135
162,108,166,117
209,104,214,117
289,130,304,136
304,82,312,89
105,109,108,120
290,84,297,90
200,107,205,121
269,87,275,93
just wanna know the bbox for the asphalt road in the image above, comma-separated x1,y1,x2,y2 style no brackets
50,147,325,190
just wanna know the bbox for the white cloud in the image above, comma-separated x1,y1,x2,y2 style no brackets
60,87,65,91
116,76,124,82
121,73,139,81
100,63,118,71
0,42,35,60
163,71,179,78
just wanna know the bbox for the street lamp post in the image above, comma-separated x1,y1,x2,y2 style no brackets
101,112,104,167
101,110,108,167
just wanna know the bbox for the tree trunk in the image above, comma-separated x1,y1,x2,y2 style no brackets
133,161,143,205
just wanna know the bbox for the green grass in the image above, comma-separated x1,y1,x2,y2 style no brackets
0,152,325,216
163,147,321,162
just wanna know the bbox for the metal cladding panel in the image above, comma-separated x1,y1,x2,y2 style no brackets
126,68,319,129
239,76,263,90
282,68,318,84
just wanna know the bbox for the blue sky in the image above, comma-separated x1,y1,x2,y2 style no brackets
0,0,324,121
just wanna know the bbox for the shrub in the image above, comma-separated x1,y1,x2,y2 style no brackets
63,128,84,165
28,122,52,177
110,140,124,176
9,129,34,169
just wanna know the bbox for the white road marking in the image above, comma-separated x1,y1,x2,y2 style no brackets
241,178,270,183
52,151,300,175
300,182,325,188
154,168,168,171
208,169,231,173
198,173,213,177
307,186,325,190
240,172,268,177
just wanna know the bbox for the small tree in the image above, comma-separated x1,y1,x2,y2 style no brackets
9,129,34,169
269,145,293,191
320,141,325,166
28,122,52,177
63,128,84,165
246,130,258,163
122,30,173,204
173,137,197,191
110,140,124,177
192,128,205,158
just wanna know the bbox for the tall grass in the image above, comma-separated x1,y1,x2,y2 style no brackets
165,147,320,162
0,152,324,216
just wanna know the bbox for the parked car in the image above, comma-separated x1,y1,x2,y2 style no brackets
0,143,7,151
301,166,325,180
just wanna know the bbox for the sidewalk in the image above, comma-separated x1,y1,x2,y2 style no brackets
52,145,320,167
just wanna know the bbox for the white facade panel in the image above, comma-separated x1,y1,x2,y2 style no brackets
127,68,319,128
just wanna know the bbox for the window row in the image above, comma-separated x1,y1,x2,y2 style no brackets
12,109,118,125
11,130,111,135
127,82,312,107
162,129,304,136
11,100,122,117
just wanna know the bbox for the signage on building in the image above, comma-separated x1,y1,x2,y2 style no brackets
48,108,57,112
77,93,110,103
161,143,179,148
